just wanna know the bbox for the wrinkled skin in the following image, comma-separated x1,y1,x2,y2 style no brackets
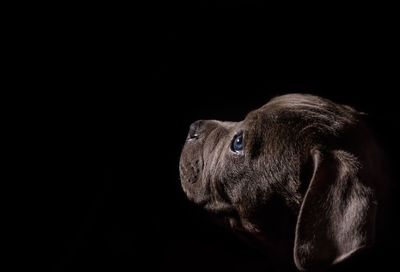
179,94,383,271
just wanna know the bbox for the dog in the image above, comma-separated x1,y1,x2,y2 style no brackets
179,94,387,271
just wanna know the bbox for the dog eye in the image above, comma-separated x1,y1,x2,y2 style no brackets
231,132,244,153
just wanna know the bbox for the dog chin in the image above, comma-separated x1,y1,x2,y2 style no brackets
203,202,262,235
203,201,235,215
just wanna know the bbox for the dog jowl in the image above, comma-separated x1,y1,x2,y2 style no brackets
179,94,384,271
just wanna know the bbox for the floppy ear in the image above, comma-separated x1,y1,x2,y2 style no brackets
294,149,377,271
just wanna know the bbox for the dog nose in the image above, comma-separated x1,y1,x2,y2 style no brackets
188,120,204,140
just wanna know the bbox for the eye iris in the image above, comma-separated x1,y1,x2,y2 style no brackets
232,134,244,152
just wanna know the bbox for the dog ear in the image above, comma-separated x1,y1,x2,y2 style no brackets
294,149,377,271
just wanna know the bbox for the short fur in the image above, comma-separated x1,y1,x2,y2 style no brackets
179,94,385,271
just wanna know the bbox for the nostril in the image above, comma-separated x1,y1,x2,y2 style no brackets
188,131,199,140
188,120,204,140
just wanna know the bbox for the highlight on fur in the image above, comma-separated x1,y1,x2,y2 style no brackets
179,94,384,271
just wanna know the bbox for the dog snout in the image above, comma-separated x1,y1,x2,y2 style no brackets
187,120,204,140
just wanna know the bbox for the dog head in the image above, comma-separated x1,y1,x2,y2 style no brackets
179,94,382,271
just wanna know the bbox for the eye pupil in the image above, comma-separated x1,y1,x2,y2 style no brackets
231,132,244,153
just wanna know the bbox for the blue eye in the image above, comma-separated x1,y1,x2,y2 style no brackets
231,132,244,153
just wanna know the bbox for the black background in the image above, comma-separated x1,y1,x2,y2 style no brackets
32,14,400,271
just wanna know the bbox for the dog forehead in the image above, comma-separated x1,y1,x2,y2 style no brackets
244,94,356,127
244,94,319,119
262,94,334,113
240,94,347,149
